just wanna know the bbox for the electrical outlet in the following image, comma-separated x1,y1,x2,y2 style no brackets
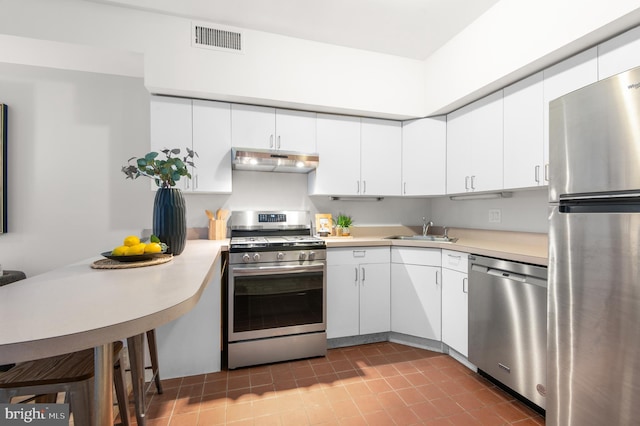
489,209,502,223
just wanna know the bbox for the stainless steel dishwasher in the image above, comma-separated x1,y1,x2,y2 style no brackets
468,255,547,411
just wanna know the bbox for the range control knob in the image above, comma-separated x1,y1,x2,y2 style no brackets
308,251,316,261
242,253,251,263
299,251,308,261
277,252,285,261
252,253,261,262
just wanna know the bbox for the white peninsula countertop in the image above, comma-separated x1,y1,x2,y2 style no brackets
0,239,227,365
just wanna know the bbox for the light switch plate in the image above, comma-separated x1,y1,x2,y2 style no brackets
489,209,502,223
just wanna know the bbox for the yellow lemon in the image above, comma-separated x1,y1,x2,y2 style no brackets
144,242,162,253
128,243,146,255
111,245,130,256
123,235,140,247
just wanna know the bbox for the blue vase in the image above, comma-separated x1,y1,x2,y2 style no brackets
153,188,186,255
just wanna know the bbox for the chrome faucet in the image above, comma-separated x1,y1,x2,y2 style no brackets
422,217,433,236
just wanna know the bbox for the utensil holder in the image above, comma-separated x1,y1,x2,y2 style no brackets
208,219,227,240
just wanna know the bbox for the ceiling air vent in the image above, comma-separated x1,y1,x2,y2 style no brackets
192,22,244,54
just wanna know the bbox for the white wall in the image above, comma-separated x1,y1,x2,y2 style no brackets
3,0,639,119
0,0,425,119
0,63,152,277
430,188,548,234
423,0,640,115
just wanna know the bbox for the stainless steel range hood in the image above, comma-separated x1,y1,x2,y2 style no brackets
232,148,319,173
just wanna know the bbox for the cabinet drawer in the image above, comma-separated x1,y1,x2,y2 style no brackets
327,247,389,265
391,247,441,266
441,250,469,273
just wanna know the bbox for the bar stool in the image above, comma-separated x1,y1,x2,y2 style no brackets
126,330,163,426
0,341,131,426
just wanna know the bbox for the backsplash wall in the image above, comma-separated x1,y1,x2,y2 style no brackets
184,171,432,230
430,188,549,234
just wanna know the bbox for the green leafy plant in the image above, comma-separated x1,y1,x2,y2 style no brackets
334,213,353,228
122,148,198,188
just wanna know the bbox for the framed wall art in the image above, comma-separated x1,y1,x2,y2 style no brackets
1,104,6,233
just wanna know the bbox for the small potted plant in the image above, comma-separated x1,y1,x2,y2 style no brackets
121,148,197,255
334,213,353,237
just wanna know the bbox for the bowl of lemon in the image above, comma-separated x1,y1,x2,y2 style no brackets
102,235,168,262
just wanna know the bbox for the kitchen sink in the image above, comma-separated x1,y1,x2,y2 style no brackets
385,235,458,243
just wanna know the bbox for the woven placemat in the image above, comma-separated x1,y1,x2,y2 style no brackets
91,254,173,269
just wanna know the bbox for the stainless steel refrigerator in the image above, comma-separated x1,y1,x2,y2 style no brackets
548,65,640,425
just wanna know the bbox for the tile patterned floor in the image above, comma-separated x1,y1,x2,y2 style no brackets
121,342,545,426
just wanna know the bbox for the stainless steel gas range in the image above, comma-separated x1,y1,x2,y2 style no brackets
227,211,327,369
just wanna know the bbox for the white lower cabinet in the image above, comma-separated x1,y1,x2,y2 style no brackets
390,248,441,341
441,250,469,357
327,247,390,339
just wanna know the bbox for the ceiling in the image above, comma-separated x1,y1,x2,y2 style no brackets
87,0,501,60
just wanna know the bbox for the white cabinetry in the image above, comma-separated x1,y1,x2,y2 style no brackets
230,104,316,152
401,117,446,196
150,96,232,193
441,250,469,357
446,91,503,194
191,100,233,193
309,115,401,196
543,47,598,184
327,247,390,339
598,26,640,80
503,72,544,189
309,114,361,196
156,255,222,377
390,248,441,341
360,118,402,196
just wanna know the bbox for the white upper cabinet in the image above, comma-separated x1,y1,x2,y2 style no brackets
150,96,192,154
149,96,192,192
446,104,473,194
360,118,402,196
275,109,317,152
503,72,544,189
191,100,232,193
598,26,640,80
309,113,361,196
401,117,446,196
231,104,316,152
150,96,232,193
446,91,504,194
543,47,598,184
309,115,402,196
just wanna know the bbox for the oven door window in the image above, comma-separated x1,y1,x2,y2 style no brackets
233,269,323,333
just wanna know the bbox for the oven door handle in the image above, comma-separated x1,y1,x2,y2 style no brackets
232,263,325,277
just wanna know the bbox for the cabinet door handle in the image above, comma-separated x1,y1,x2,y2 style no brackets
470,176,476,190
465,176,469,190
361,267,366,284
544,164,549,182
185,177,190,190
463,277,468,293
404,182,407,195
270,134,274,149
355,267,358,284
195,174,198,190
357,181,360,194
363,180,366,194
435,269,440,285
277,135,281,150
535,165,540,183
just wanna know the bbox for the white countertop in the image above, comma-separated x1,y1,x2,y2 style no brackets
0,240,227,364
321,227,548,266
